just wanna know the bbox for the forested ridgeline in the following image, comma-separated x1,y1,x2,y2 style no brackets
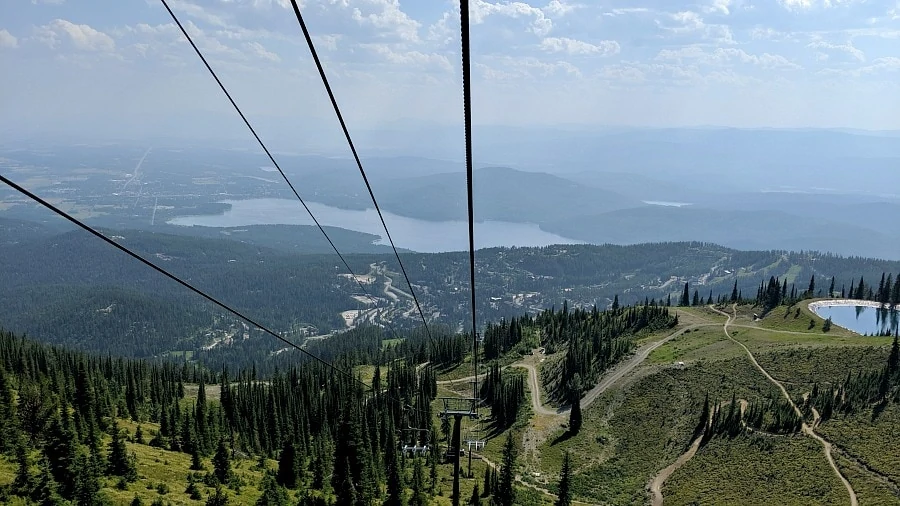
6,227,900,370
197,323,468,376
502,301,680,404
754,271,900,315
0,327,471,505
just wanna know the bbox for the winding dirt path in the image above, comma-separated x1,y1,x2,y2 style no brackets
711,304,858,506
649,434,703,506
512,362,560,416
648,398,748,506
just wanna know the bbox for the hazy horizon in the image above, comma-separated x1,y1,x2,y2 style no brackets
6,0,900,146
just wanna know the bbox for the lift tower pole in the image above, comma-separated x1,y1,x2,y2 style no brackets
440,398,478,506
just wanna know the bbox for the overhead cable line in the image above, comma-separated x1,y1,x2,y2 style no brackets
460,0,479,404
158,0,408,344
286,0,436,345
0,173,367,391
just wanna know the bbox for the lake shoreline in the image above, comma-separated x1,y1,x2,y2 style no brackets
808,299,897,313
167,197,582,253
808,299,899,336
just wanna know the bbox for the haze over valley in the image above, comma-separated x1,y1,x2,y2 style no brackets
3,127,899,259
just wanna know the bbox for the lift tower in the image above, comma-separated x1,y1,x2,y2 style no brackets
439,397,479,506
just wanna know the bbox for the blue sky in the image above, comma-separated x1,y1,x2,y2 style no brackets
4,0,900,141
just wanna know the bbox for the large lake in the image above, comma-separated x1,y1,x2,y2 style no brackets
169,198,581,253
812,304,900,336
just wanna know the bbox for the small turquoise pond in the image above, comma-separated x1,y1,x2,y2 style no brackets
812,304,899,336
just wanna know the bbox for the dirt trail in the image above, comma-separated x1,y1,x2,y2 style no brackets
580,323,718,409
648,398,748,506
478,453,598,506
711,304,858,506
649,434,703,506
729,323,838,336
512,362,560,416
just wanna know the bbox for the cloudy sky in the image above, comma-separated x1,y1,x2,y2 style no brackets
4,0,900,143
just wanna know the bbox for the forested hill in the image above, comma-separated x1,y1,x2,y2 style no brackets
0,326,441,505
2,224,900,369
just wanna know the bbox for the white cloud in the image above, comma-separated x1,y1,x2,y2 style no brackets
808,39,865,61
168,0,231,28
427,11,456,45
35,19,115,52
750,27,792,41
246,41,280,62
478,56,582,80
543,0,578,17
820,56,900,77
362,44,451,71
597,63,646,83
539,37,619,56
705,0,732,15
780,0,814,9
660,11,734,44
779,0,862,10
351,0,421,42
669,11,705,33
604,7,653,16
657,46,801,70
471,0,553,36
313,34,341,51
0,29,18,49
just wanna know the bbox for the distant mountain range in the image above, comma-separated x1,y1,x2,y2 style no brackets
3,128,899,259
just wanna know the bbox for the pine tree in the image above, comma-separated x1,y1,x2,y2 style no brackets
33,455,63,505
694,392,710,438
207,484,229,506
13,438,33,497
73,450,102,506
256,473,290,506
409,455,427,506
429,433,438,492
384,427,404,506
470,483,481,505
829,276,836,297
555,451,571,506
889,335,899,376
807,275,816,298
569,397,582,435
692,290,700,307
496,432,517,506
0,366,16,453
276,439,301,489
109,420,137,481
482,466,492,497
334,457,358,505
731,280,738,303
191,445,204,471
196,377,209,455
44,412,77,499
681,282,690,307
213,438,232,485
135,425,145,445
